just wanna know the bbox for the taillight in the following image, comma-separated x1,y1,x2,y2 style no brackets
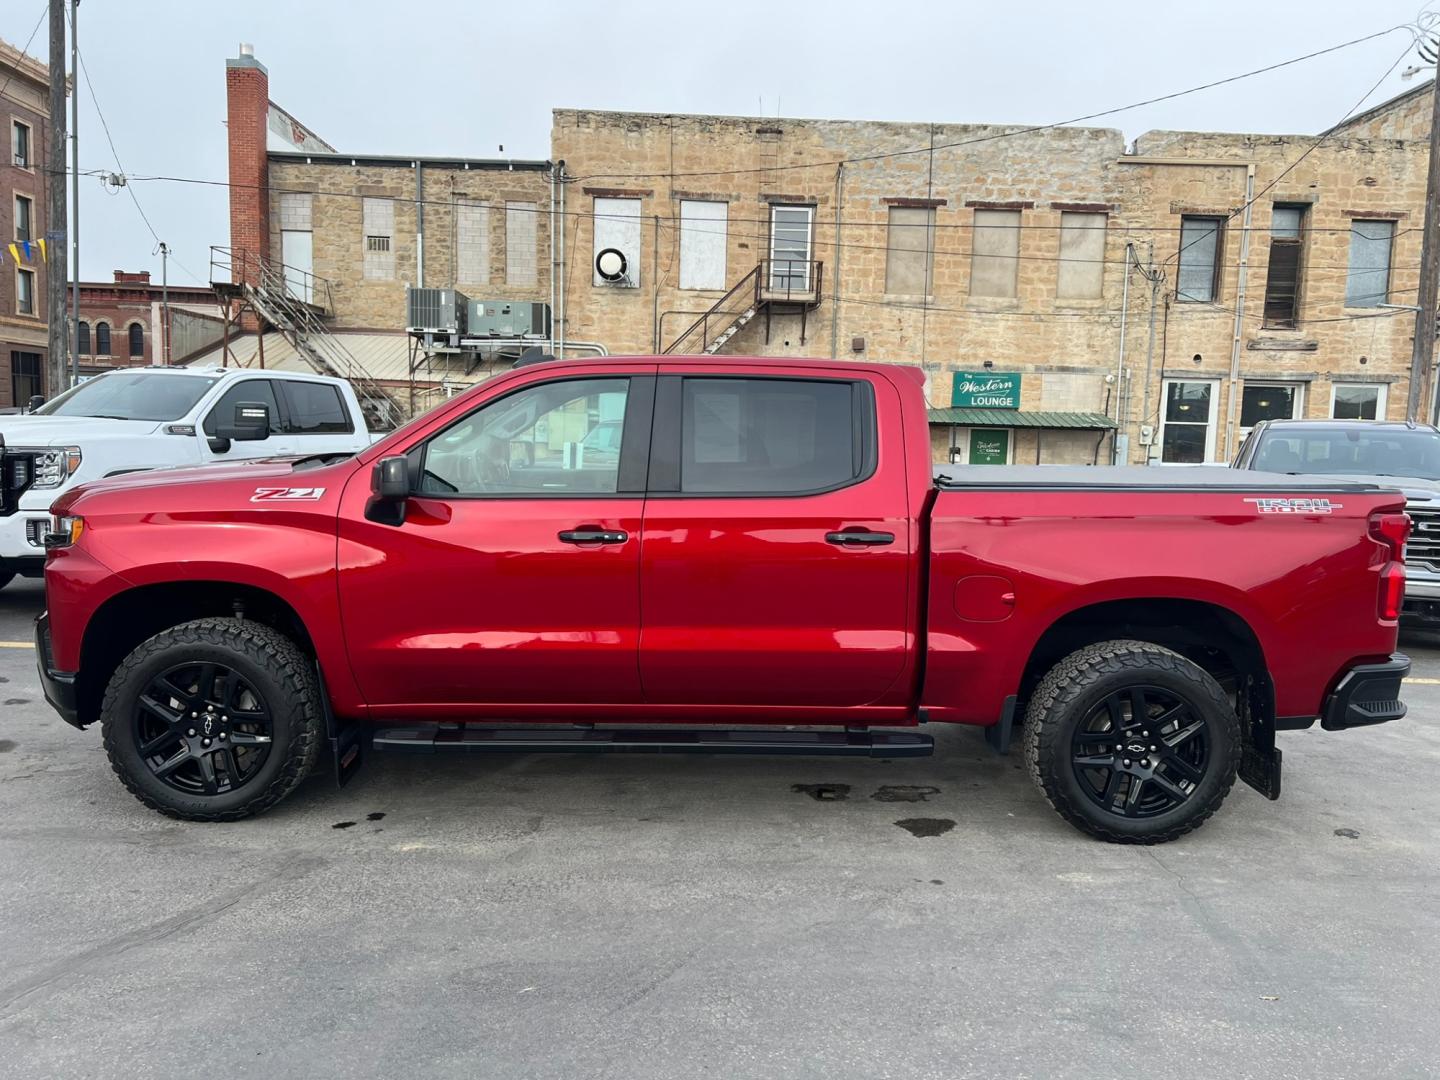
1370,511,1410,621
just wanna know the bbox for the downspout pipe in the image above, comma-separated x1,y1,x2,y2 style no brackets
557,162,567,359
1222,164,1256,462
830,163,844,360
415,161,425,286
1113,240,1133,464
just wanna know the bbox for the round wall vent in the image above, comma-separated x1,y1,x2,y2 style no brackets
595,247,628,282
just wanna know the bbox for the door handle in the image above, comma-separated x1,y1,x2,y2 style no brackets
559,528,629,544
825,530,895,546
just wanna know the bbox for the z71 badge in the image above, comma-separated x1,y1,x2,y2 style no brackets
250,487,327,503
1243,497,1342,514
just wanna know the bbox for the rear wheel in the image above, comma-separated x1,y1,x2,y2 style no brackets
101,618,324,821
1024,640,1240,844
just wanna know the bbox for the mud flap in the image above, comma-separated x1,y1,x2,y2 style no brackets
984,696,1017,755
1239,674,1281,800
316,665,364,788
1240,743,1282,800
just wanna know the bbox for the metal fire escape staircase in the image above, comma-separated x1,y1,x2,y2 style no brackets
211,248,403,430
663,260,824,355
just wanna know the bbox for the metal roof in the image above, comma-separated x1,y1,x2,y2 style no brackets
182,332,492,388
927,408,1117,429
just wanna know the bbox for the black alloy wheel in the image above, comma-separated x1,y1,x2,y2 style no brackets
1069,685,1209,819
133,661,275,796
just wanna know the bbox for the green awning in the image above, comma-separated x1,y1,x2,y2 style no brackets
927,408,1116,430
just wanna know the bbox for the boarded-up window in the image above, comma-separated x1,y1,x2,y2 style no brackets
1177,216,1222,302
970,209,1020,298
885,207,935,295
457,199,490,286
362,197,395,280
1262,205,1306,328
506,202,537,286
1056,212,1106,299
593,197,642,287
1345,219,1395,308
679,200,727,290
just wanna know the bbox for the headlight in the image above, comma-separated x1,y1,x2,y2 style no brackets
32,447,82,490
44,514,85,549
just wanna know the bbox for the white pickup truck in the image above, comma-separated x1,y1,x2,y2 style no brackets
0,366,379,591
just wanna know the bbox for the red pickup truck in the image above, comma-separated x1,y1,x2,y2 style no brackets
34,357,1411,843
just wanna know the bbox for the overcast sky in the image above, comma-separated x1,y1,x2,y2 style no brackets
1,0,1433,286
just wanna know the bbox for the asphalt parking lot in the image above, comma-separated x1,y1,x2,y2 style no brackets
1,576,1437,1080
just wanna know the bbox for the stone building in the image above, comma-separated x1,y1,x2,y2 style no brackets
0,36,54,409
211,42,1437,462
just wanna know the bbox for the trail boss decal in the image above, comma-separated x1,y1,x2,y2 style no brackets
251,487,327,503
1243,497,1342,514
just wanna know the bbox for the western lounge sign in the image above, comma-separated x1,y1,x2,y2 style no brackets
952,372,1022,409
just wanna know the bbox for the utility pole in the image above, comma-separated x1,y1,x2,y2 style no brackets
158,242,170,364
44,0,69,397
1408,68,1440,421
69,0,79,386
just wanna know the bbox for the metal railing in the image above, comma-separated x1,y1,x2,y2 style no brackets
209,246,402,430
663,264,762,355
759,258,823,303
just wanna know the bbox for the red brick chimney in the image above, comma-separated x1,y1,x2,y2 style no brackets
226,43,270,283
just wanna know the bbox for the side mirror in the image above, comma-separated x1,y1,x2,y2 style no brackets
26,395,45,413
366,456,411,526
215,402,271,442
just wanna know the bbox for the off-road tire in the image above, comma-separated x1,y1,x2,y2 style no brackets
101,618,324,821
1024,639,1240,844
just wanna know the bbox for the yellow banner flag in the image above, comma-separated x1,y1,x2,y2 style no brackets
6,243,19,266
35,238,46,262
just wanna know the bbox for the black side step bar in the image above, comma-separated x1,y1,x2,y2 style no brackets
372,725,934,758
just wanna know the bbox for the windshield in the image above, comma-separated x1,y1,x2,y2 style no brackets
1253,426,1440,481
36,372,221,422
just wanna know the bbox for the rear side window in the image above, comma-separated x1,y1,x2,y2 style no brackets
281,381,353,434
202,380,282,436
678,377,870,494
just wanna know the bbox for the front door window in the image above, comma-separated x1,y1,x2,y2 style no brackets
1159,380,1217,463
769,205,813,293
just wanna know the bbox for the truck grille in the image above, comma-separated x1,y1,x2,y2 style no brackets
1405,502,1440,572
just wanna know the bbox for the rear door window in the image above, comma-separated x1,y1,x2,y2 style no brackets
280,381,354,434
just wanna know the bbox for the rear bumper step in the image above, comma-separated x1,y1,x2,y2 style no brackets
372,725,934,757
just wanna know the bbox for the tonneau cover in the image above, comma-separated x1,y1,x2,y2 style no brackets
933,464,1398,493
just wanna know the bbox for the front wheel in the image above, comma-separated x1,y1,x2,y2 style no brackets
101,618,324,821
1024,640,1240,844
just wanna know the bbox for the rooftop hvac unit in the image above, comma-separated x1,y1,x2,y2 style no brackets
406,287,469,334
467,301,551,339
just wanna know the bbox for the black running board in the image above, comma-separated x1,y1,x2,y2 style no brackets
372,725,933,758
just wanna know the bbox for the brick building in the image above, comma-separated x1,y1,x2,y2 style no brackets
76,271,221,370
211,44,1438,462
0,36,54,409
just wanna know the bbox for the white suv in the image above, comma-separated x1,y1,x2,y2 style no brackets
0,366,376,590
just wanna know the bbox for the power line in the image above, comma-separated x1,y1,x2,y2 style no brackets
0,3,46,103
563,26,1410,183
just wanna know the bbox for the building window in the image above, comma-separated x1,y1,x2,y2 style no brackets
1177,216,1223,302
77,320,90,355
679,199,728,290
16,268,35,315
456,199,490,286
1056,211,1106,299
128,322,144,358
1240,382,1304,437
592,197,641,288
970,209,1021,298
1345,219,1395,308
506,201,538,287
12,120,30,168
767,205,815,294
1262,206,1306,329
11,351,42,405
362,197,395,280
1332,383,1386,420
885,206,935,296
1159,379,1218,463
95,322,112,356
14,194,33,243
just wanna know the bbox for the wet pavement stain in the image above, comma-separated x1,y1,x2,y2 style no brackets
331,821,357,830
1334,828,1361,839
871,785,941,803
366,812,386,821
0,740,15,753
792,783,851,801
3,698,28,706
895,818,956,838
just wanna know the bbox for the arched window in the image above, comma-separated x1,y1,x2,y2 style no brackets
128,322,144,358
96,322,111,356
77,320,90,355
